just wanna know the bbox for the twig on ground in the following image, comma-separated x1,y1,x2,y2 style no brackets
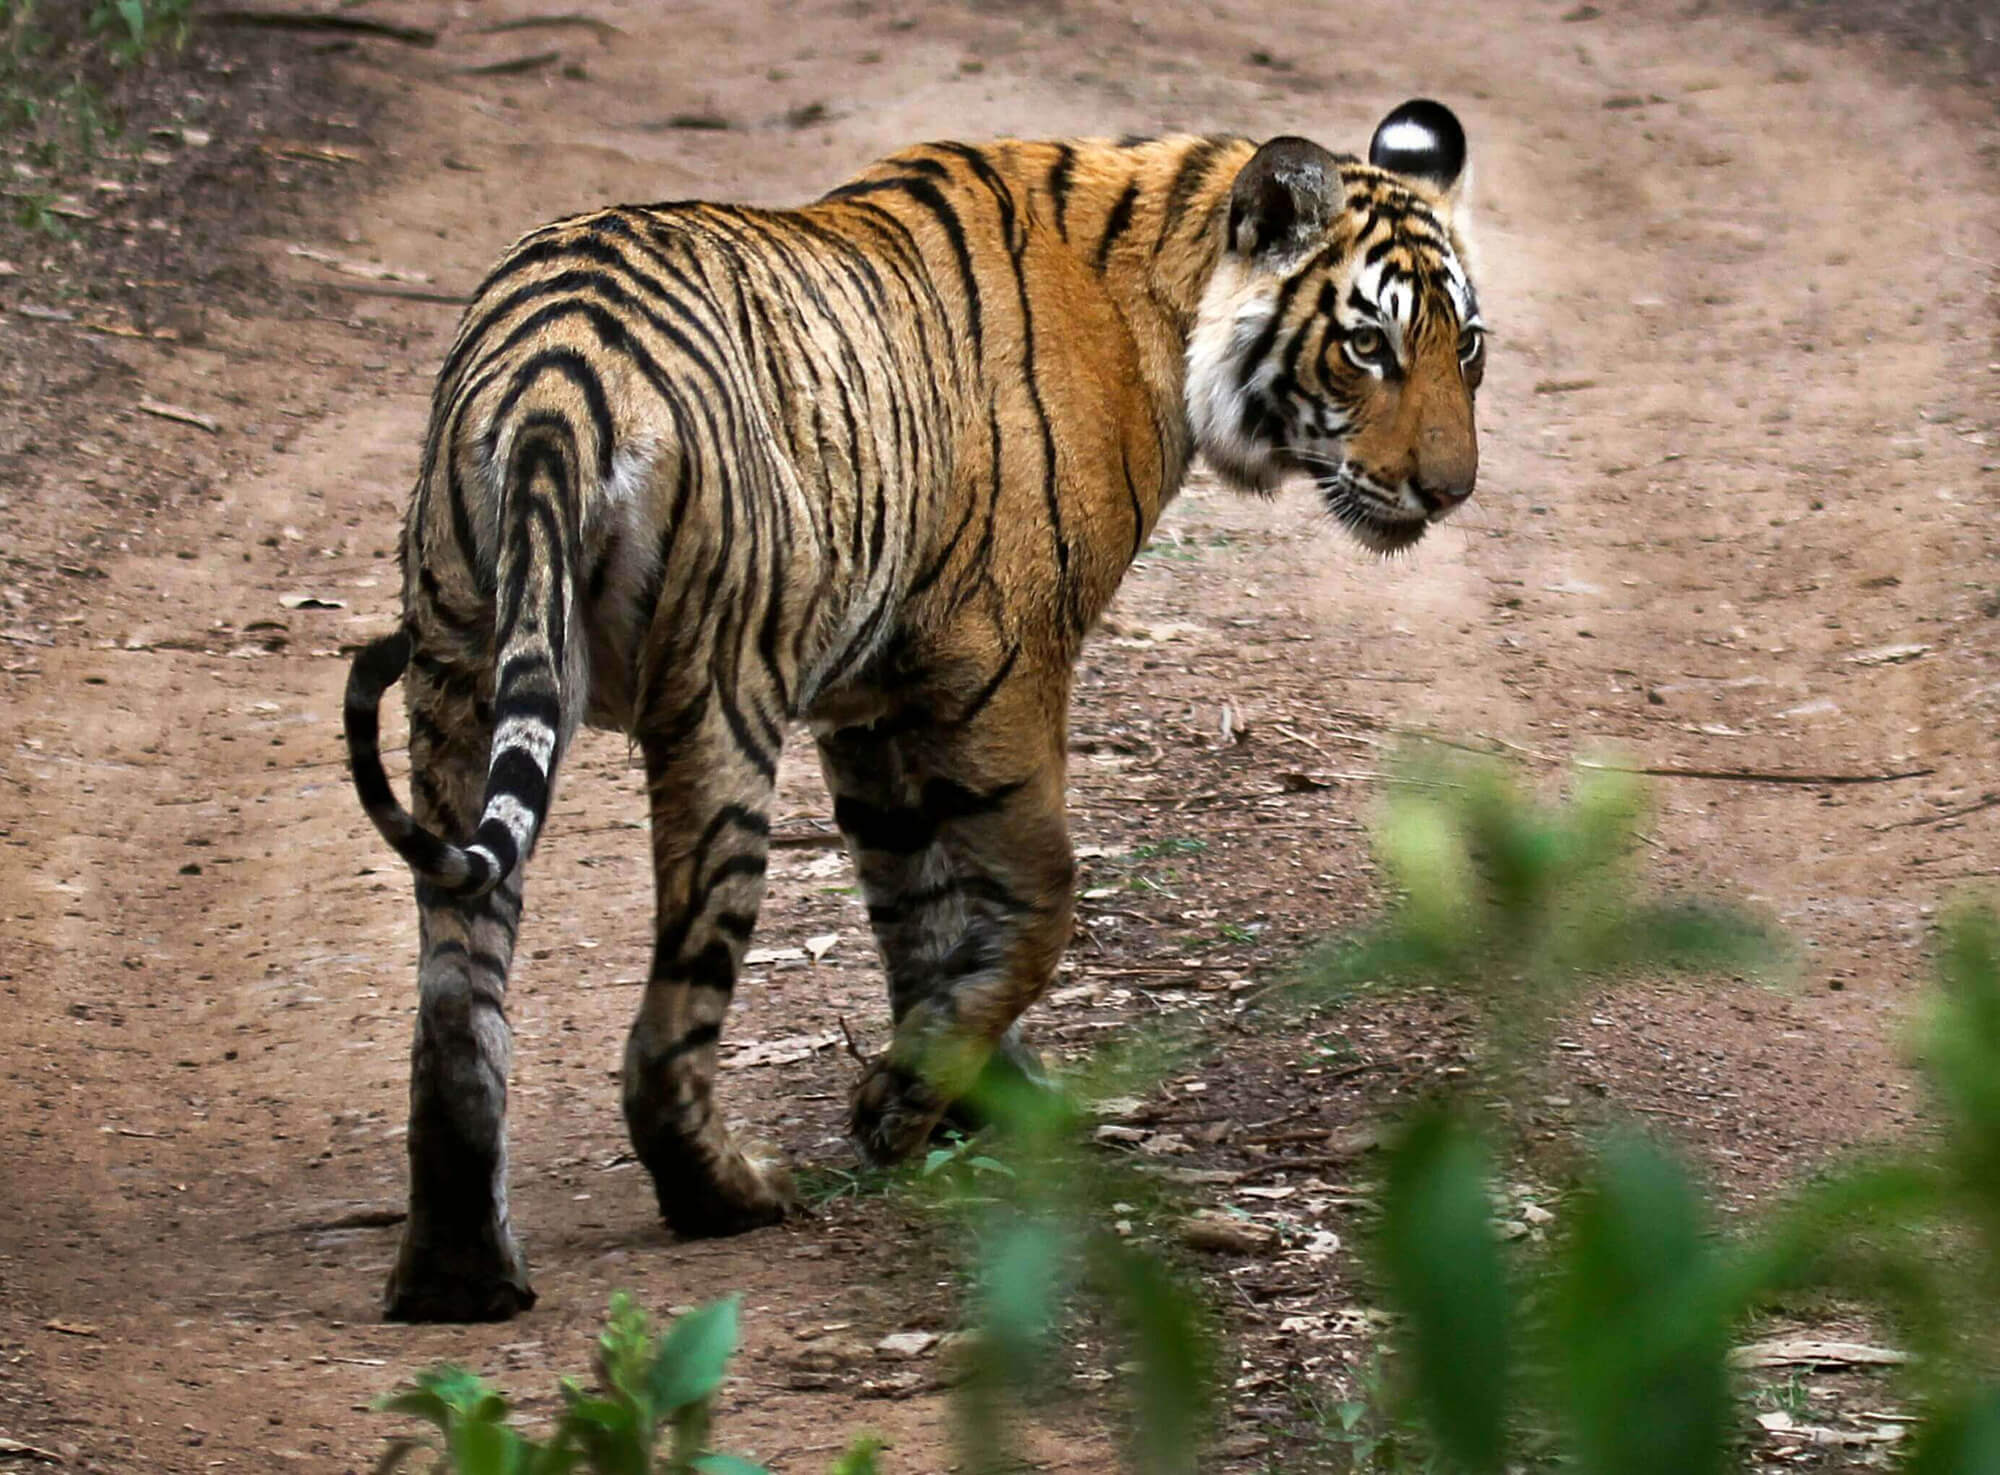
460,51,562,76
1075,962,1251,976
1881,792,2000,829
316,280,470,306
243,1207,407,1240
1578,761,1934,787
472,13,623,41
138,398,220,434
0,1435,64,1461
1236,1151,1369,1182
205,9,438,44
770,827,843,849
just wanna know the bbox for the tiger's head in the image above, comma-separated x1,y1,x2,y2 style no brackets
1187,100,1484,554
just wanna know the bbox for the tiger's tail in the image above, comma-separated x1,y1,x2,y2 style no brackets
345,419,585,899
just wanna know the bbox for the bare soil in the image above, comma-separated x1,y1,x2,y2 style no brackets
2,1,1997,1470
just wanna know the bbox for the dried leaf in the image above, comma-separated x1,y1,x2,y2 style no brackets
874,1331,939,1359
1179,1211,1276,1255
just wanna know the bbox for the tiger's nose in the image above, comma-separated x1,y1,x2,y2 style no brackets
1416,425,1476,515
1412,473,1474,518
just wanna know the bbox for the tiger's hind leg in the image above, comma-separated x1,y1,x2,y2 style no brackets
621,699,795,1237
384,650,538,1322
817,670,1076,1164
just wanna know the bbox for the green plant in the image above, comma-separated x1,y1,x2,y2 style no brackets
1320,754,2000,1473
86,0,191,65
376,1294,883,1475
10,188,68,235
1297,748,1778,1092
939,1059,1216,1475
1752,1370,1811,1420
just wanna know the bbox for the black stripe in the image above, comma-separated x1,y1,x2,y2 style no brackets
1120,440,1147,561
1236,262,1319,394
920,776,1024,824
821,175,983,357
954,642,1020,728
868,873,1026,927
681,942,737,992
1094,180,1140,272
488,745,551,816
485,350,612,481
640,1021,721,1068
495,688,562,736
834,795,935,856
1154,137,1231,255
1046,144,1076,240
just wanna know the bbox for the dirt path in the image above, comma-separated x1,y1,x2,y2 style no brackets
2,1,1996,1469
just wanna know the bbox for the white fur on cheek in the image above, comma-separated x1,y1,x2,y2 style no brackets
1185,260,1285,493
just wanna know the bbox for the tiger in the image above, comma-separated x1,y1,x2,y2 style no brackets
344,98,1486,1321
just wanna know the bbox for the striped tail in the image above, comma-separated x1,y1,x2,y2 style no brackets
345,422,583,899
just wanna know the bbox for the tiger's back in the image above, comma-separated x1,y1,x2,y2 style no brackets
345,104,1486,1322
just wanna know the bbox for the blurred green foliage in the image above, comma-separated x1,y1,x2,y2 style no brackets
1345,751,2000,1473
1300,751,1779,1064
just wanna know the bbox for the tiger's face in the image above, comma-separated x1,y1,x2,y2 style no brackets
1187,101,1484,554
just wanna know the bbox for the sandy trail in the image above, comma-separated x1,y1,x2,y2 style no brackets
1,1,1995,1469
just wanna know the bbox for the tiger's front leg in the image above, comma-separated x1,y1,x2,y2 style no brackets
817,671,1076,1163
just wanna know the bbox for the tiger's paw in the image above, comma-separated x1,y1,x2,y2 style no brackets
942,1026,1049,1134
849,1054,949,1166
652,1142,796,1240
383,1230,536,1323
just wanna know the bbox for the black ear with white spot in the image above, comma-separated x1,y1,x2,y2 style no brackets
1227,136,1343,260
1368,99,1467,196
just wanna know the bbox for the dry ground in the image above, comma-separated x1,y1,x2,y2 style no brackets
1,1,1998,1470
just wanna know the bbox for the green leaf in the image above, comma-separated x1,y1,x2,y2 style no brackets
978,1218,1068,1386
596,1292,657,1404
1376,1107,1510,1475
449,1414,526,1475
1905,1390,2000,1475
649,1296,743,1412
690,1454,770,1475
553,1394,646,1475
922,1146,957,1177
1926,908,2000,1243
114,0,143,43
377,1366,502,1432
376,1388,453,1430
372,1436,436,1475
1100,1245,1212,1475
1553,1132,1733,1475
524,1436,586,1475
828,1434,886,1475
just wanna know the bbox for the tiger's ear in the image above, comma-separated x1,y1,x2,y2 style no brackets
1369,99,1468,212
1227,136,1342,260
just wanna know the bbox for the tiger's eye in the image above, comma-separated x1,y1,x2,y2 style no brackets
1458,326,1485,360
1348,327,1385,360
